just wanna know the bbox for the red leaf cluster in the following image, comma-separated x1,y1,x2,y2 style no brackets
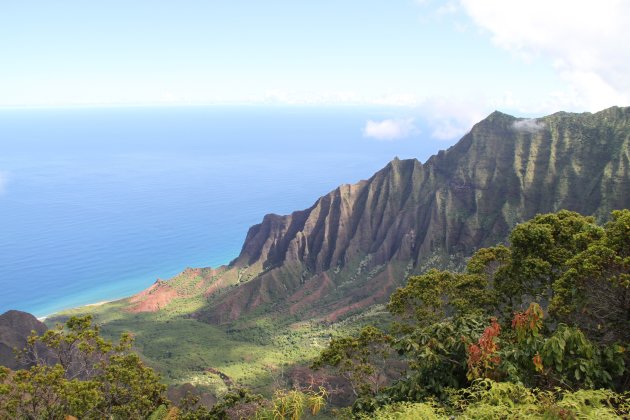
467,318,501,380
512,302,544,341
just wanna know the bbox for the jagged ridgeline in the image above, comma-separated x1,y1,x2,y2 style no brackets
130,106,630,324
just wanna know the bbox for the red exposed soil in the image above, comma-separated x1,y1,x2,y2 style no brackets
127,281,179,313
125,266,229,314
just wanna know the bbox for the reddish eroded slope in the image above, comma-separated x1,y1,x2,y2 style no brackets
127,267,229,313
127,281,179,313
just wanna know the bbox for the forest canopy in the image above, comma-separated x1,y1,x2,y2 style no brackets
314,209,630,417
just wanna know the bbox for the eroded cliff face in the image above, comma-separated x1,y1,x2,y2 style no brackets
133,107,630,323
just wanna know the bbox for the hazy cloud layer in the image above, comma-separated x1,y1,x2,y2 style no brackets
512,118,545,133
363,118,417,141
459,0,630,111
420,98,486,140
0,171,8,195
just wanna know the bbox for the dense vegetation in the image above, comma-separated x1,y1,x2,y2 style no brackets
311,209,630,417
0,315,328,419
1,209,628,418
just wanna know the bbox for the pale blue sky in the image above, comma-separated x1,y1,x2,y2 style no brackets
1,1,628,135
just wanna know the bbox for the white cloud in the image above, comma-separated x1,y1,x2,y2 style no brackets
363,118,417,141
419,97,487,140
255,90,419,107
436,1,459,16
459,0,630,111
512,119,545,133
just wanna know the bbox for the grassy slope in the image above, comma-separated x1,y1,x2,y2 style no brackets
47,295,391,397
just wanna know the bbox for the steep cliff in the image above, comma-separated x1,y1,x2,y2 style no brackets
134,107,630,324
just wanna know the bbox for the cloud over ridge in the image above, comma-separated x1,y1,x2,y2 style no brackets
512,118,545,133
459,0,630,110
363,118,417,141
0,171,9,195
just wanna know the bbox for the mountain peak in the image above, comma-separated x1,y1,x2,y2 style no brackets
488,110,515,118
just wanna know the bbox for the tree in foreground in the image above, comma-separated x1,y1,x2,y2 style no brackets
0,315,168,419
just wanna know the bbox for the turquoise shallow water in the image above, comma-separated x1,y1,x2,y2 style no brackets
0,106,452,317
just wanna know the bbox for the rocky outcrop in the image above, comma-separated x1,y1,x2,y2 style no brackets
0,310,47,369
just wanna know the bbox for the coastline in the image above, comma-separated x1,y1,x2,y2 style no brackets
36,299,116,322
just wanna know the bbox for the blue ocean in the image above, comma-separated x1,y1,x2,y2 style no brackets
0,106,453,317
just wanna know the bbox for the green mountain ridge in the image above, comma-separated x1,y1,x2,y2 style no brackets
135,106,630,325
